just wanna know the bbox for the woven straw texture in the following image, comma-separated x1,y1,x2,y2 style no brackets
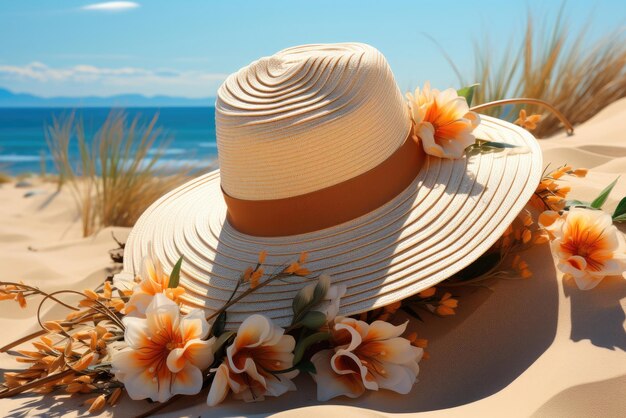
118,115,541,328
216,43,411,200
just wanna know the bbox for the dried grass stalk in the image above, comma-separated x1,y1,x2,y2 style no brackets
454,11,626,137
46,111,193,236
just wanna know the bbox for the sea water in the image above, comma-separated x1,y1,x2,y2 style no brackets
0,107,217,174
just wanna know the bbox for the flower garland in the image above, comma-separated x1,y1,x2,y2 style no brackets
1,83,625,415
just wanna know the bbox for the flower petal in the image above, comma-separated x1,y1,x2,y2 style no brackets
331,350,377,391
112,349,163,401
170,363,204,396
333,319,365,351
167,338,215,372
418,123,445,158
145,293,181,336
375,360,421,394
572,273,603,290
366,320,407,341
232,314,273,350
263,373,297,398
179,308,211,341
121,316,150,348
310,349,365,401
125,292,154,318
207,363,231,406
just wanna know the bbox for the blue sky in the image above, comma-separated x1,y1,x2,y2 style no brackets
0,0,624,98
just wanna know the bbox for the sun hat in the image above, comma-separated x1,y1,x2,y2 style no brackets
116,42,542,329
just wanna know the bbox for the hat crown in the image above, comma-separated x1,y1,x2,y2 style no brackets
215,42,411,200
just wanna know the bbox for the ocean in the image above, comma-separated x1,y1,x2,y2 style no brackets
0,107,218,174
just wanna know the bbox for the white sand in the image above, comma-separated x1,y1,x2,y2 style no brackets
1,100,625,417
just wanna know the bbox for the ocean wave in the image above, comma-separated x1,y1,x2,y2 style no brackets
0,154,50,162
198,142,218,148
147,148,187,156
154,158,216,169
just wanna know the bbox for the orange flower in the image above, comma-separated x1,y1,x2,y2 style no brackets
249,268,264,289
124,255,185,317
283,252,311,276
531,165,585,211
207,315,297,405
514,109,542,131
436,293,458,316
418,287,436,298
310,318,423,401
111,294,214,402
406,82,480,159
542,208,626,290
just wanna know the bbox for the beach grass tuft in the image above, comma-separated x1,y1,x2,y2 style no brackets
46,111,192,236
0,172,11,185
452,10,626,137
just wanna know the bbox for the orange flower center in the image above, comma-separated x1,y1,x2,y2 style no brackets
560,223,611,272
134,323,183,381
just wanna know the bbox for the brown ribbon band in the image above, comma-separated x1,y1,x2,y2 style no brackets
222,134,425,237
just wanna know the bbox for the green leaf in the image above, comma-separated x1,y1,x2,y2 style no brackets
296,360,316,374
168,256,184,288
299,311,327,330
293,332,331,365
612,197,626,219
312,275,330,306
465,139,517,156
457,84,479,106
291,275,330,324
590,177,619,209
292,284,314,317
212,331,235,355
565,199,590,209
212,311,227,337
482,141,517,149
613,213,626,223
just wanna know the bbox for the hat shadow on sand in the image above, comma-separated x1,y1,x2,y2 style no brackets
125,243,558,417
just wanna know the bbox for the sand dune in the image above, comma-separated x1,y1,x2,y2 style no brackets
1,99,625,417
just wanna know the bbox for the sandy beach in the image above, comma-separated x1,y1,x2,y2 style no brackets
1,99,625,417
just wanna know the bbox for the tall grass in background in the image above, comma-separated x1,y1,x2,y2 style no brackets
450,11,626,137
47,111,191,236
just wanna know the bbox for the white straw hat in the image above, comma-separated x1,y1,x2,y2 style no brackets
117,43,542,328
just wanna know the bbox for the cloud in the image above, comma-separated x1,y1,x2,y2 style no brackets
0,62,227,98
81,2,140,12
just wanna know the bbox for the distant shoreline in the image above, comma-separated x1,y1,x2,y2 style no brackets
0,107,218,175
0,105,214,109
0,87,216,108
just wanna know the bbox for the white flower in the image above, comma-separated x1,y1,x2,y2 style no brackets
207,314,297,406
111,294,214,402
541,208,626,290
407,82,480,159
310,317,423,401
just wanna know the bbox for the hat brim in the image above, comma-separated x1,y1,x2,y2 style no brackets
118,116,542,328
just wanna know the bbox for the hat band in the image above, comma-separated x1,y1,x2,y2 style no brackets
222,133,425,237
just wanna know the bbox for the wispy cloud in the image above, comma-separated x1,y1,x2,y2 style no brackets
0,62,227,98
81,1,140,12
49,53,134,61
